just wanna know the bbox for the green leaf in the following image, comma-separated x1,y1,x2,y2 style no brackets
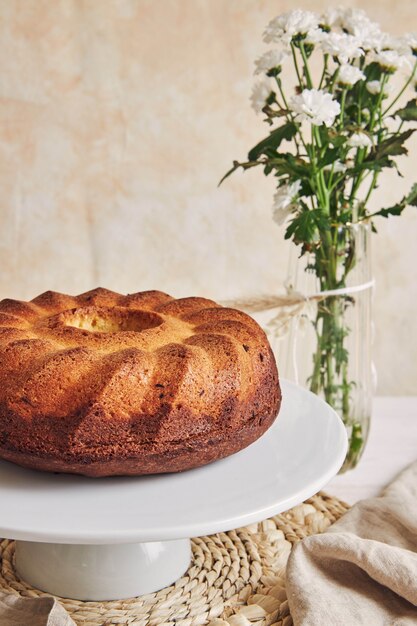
348,156,394,175
284,209,329,245
248,123,297,161
393,99,417,122
376,203,404,218
268,153,310,178
318,147,342,168
218,161,241,186
372,182,417,218
218,159,261,186
372,129,415,160
406,182,417,206
328,132,347,148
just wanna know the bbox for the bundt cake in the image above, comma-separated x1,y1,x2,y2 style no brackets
0,288,281,477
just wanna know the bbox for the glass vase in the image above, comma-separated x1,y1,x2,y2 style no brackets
273,222,374,472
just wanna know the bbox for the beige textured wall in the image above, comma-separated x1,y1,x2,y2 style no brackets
0,0,415,393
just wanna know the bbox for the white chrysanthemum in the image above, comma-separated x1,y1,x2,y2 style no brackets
366,81,380,95
361,108,371,122
403,32,417,53
254,49,289,75
320,32,364,64
341,9,383,51
373,50,413,72
321,7,383,51
250,80,272,113
340,8,374,27
320,7,345,28
366,80,393,96
289,89,341,127
380,34,413,56
304,28,326,45
263,10,321,46
337,64,365,86
272,180,301,225
347,132,373,149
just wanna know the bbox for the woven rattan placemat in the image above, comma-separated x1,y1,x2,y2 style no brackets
0,492,349,626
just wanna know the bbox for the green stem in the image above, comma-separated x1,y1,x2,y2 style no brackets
299,42,313,88
349,147,366,203
382,59,417,116
310,323,323,394
328,66,340,92
368,74,389,131
311,127,329,211
349,75,389,208
274,77,301,155
319,54,329,89
291,44,303,88
307,223,367,471
275,77,290,110
339,89,347,128
362,171,379,209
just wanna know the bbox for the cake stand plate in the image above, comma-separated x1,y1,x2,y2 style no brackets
0,380,347,600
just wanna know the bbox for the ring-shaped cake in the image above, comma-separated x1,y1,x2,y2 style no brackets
0,289,281,476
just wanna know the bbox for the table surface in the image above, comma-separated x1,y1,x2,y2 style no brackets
327,396,417,504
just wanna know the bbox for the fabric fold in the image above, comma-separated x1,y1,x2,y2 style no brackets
286,461,417,625
0,591,76,626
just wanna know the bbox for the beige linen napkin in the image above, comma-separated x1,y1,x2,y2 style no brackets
0,591,75,626
286,461,417,625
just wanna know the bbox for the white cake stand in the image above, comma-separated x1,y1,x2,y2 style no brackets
0,380,347,601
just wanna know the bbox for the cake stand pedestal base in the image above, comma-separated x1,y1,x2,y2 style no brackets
15,538,191,601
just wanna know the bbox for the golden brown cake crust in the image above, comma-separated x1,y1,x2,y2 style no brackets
0,288,281,477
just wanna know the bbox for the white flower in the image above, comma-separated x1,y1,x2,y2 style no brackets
366,80,393,96
272,180,301,225
361,108,371,122
337,64,365,86
373,50,412,72
340,8,374,28
403,32,417,54
365,80,380,95
341,9,383,51
304,28,326,45
250,80,272,113
381,34,413,56
289,89,341,127
324,160,347,173
321,8,384,51
320,7,345,28
263,10,321,46
347,132,373,149
254,49,288,75
320,32,364,64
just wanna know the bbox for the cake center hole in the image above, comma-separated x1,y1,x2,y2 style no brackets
63,307,163,333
